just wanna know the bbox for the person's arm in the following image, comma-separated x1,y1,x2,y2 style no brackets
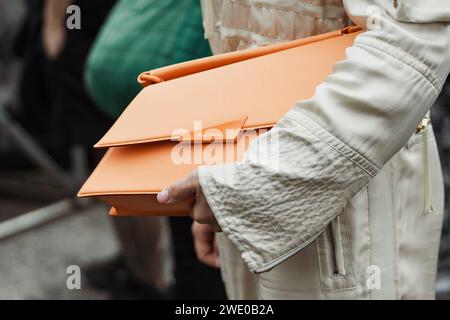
159,1,450,273
42,0,71,59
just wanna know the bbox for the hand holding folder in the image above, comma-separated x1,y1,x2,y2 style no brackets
78,26,362,216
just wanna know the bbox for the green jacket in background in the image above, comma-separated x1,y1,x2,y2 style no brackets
85,0,211,118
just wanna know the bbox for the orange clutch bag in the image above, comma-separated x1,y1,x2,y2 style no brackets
78,26,362,216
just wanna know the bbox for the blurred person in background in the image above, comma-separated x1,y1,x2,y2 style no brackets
5,0,115,169
84,0,226,299
39,0,115,163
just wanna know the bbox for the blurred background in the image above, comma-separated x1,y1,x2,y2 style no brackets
0,0,449,299
0,0,226,300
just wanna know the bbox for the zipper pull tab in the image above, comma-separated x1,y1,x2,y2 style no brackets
416,116,430,134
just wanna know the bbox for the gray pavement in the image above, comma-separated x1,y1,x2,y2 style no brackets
0,202,118,299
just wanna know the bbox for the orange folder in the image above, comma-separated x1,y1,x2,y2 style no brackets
78,26,362,216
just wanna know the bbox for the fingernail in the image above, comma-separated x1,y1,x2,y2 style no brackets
215,257,220,268
157,189,170,203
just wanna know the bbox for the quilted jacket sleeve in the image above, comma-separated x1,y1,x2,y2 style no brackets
198,0,450,273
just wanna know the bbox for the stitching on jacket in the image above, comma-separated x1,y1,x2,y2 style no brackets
356,36,442,92
284,109,380,177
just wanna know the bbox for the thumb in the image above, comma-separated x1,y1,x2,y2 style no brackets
157,171,198,204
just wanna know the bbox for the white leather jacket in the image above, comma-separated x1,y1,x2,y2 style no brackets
199,0,449,299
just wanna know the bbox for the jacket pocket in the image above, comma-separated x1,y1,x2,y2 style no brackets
317,212,356,293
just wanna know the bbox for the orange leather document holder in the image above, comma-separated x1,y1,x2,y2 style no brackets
78,26,362,216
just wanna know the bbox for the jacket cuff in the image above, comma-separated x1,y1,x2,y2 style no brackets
198,110,376,273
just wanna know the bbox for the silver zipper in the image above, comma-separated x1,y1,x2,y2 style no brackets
252,217,348,275
328,217,346,277
252,227,327,274
327,227,339,276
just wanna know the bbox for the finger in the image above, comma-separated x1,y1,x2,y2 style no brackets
194,236,217,268
191,190,222,232
157,171,198,204
210,217,222,233
192,223,219,268
193,205,222,232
